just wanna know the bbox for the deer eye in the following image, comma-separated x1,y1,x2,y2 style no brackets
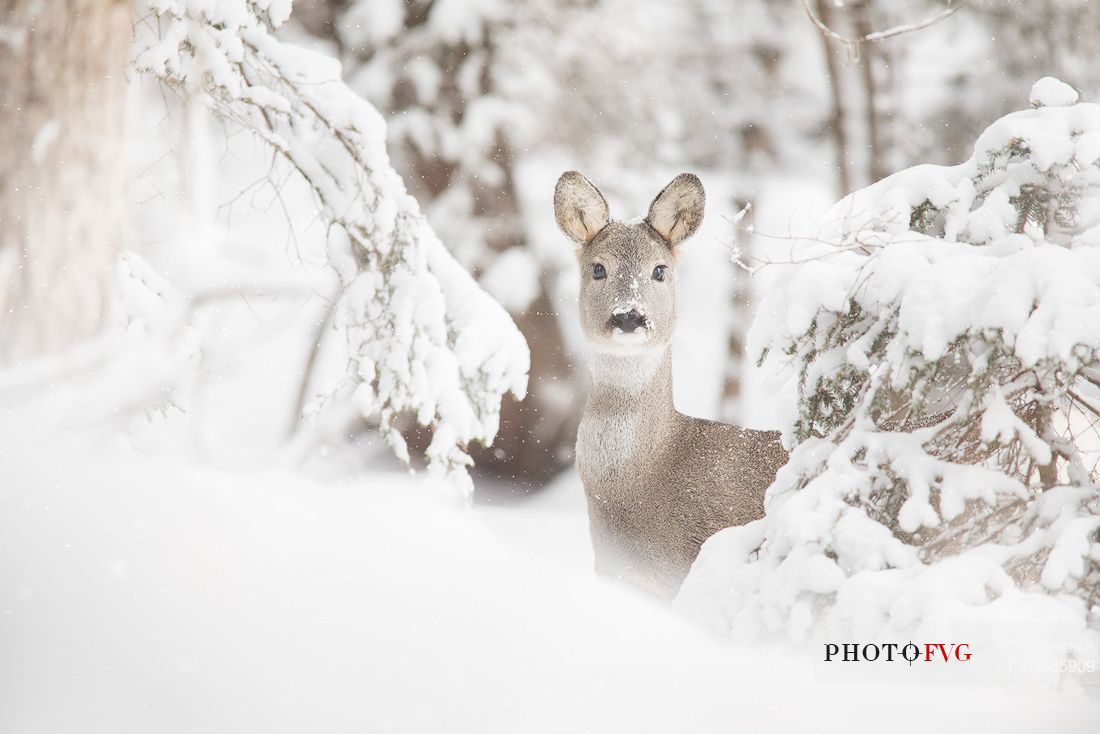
592,263,607,280
652,265,668,281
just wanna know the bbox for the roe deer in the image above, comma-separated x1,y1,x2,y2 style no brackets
554,171,788,599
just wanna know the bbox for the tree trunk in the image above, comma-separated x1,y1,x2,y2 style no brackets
852,1,886,184
721,229,751,424
0,0,131,363
815,0,854,197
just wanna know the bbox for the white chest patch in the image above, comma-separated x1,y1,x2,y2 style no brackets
577,350,667,483
577,410,641,480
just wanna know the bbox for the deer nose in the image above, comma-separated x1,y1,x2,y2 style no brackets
609,309,647,333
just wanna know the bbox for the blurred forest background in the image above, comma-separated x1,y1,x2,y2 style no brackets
3,0,1098,496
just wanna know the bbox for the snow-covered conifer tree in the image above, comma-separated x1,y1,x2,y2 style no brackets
126,0,528,492
680,79,1100,647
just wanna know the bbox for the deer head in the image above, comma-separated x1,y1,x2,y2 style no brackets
554,171,705,355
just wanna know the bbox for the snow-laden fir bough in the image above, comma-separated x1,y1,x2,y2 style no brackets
678,79,1100,653
131,0,529,493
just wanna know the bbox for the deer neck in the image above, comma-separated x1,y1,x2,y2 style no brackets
578,346,677,475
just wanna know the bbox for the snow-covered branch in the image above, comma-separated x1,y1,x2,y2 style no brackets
680,79,1100,643
131,1,529,492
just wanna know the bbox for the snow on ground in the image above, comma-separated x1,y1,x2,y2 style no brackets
2,402,1099,732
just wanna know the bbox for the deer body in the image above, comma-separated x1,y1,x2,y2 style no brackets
554,171,788,598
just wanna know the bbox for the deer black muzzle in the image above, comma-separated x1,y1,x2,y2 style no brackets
608,309,647,333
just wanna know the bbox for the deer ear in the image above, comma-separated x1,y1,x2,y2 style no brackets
554,171,610,245
646,173,705,246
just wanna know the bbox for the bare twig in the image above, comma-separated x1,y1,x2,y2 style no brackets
801,0,967,59
1070,389,1100,421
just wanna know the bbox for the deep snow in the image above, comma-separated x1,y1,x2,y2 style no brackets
2,409,1098,732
